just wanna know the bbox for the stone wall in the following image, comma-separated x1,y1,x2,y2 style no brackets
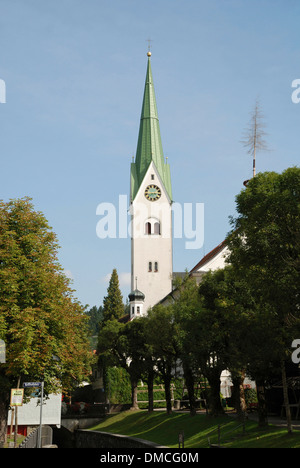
75,429,166,449
61,416,104,432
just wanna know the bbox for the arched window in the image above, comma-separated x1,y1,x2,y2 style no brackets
148,262,152,272
154,262,158,272
145,218,161,236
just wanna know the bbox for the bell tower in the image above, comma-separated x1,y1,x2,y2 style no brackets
129,52,173,317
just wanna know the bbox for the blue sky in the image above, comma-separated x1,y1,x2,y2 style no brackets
1,0,299,308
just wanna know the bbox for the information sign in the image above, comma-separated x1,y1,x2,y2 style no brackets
10,388,24,407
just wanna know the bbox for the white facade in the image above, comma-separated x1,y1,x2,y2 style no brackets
190,241,229,275
197,246,229,272
8,393,61,427
130,161,173,315
129,294,145,320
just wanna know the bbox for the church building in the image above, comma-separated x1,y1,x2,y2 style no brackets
128,52,173,319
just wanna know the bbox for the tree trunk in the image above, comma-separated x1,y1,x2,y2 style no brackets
147,370,154,413
281,360,292,434
231,371,247,421
164,372,172,415
0,394,9,448
130,379,139,410
207,369,224,416
256,380,268,427
183,362,196,416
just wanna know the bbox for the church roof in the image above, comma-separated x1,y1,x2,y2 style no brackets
131,53,172,201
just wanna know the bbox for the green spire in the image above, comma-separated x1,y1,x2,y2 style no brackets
131,53,172,201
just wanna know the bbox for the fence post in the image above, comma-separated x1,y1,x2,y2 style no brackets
178,430,184,448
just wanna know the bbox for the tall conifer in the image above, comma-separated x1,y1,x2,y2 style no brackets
102,269,124,322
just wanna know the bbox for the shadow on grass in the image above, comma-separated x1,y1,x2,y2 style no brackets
223,425,300,448
89,410,242,448
89,410,300,448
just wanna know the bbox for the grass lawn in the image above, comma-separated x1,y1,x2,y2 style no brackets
89,410,300,448
3,435,25,448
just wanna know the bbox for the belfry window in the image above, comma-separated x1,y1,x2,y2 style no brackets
148,262,152,272
145,218,161,236
154,262,158,272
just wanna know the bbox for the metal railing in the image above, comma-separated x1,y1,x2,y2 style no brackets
19,426,53,448
207,421,246,448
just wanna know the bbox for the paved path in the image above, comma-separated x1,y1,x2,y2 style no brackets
245,412,300,429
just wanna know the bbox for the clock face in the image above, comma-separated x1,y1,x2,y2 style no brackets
144,184,161,202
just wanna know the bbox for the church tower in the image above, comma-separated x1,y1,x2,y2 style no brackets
129,52,173,318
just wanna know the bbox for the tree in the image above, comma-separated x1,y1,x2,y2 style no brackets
129,316,157,413
218,267,254,420
122,319,151,410
195,270,232,416
172,276,201,416
102,269,124,322
97,318,127,403
241,98,269,177
146,305,179,414
0,198,94,446
97,318,148,410
227,168,300,431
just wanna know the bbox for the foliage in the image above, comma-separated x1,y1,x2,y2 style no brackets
227,168,300,361
0,198,94,445
227,168,300,428
102,269,125,322
104,367,131,405
145,305,179,413
85,305,104,336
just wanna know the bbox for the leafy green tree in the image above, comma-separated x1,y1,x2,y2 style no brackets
172,276,201,416
122,319,151,410
216,267,254,420
227,168,300,431
102,269,124,322
0,198,94,446
146,305,179,414
172,269,256,418
198,267,258,419
194,270,232,416
97,318,148,409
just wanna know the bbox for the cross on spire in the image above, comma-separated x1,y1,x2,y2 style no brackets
146,38,153,54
